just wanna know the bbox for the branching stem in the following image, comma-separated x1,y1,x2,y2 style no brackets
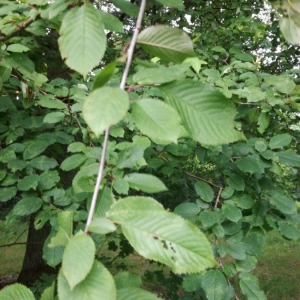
84,0,147,233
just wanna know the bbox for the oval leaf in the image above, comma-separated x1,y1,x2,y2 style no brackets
137,25,195,63
0,283,35,300
58,260,116,300
132,98,182,145
62,231,96,289
124,173,167,193
59,3,106,77
83,86,129,136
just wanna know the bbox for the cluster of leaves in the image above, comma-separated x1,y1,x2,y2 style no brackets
0,0,300,299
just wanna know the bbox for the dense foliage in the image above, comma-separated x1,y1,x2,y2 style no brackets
0,0,300,299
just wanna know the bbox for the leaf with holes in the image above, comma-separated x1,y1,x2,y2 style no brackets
107,196,217,274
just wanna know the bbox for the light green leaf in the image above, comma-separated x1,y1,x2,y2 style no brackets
68,142,86,153
0,283,35,300
279,16,300,45
222,203,242,223
61,154,87,171
116,146,144,169
83,87,129,136
92,61,117,90
155,0,184,8
41,282,55,300
277,151,300,166
160,80,244,145
124,173,167,193
7,44,30,52
111,0,139,17
59,3,106,77
137,25,195,63
17,174,39,191
38,97,68,109
98,11,124,33
270,194,297,215
236,255,258,272
0,187,17,202
269,134,292,149
133,65,187,85
23,140,49,160
117,287,162,300
30,155,58,171
114,272,142,289
94,186,116,218
233,86,265,102
88,217,117,234
13,196,42,216
107,196,217,274
174,202,200,219
264,75,296,94
43,112,65,124
195,181,214,202
202,269,229,300
113,178,129,195
43,229,64,267
239,272,266,300
132,98,182,145
62,231,96,290
58,260,116,300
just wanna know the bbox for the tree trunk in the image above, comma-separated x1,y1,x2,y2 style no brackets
17,217,55,286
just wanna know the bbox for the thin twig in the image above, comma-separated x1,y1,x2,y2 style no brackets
84,0,147,233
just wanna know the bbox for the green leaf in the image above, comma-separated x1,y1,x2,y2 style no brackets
110,0,139,17
49,211,73,248
182,273,203,292
114,272,142,289
117,287,162,300
43,229,64,267
236,157,262,174
94,186,116,218
23,140,49,160
0,148,16,163
124,173,167,193
174,202,200,219
68,142,86,153
0,283,35,300
278,221,300,240
155,0,184,8
131,98,182,145
88,218,117,234
7,158,26,172
160,80,244,145
133,65,187,85
83,87,129,136
13,196,42,216
202,269,229,300
116,146,144,169
98,11,124,33
59,3,106,77
199,210,220,227
62,231,96,290
269,134,292,149
222,203,242,223
30,155,58,171
7,43,30,52
43,112,65,124
137,25,195,63
39,170,60,191
258,112,269,134
38,97,68,109
58,260,116,300
270,194,297,215
92,61,117,90
113,178,129,195
61,154,87,171
239,272,266,300
107,196,217,274
17,174,39,191
0,187,17,202
226,173,245,191
195,181,214,202
277,151,300,166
